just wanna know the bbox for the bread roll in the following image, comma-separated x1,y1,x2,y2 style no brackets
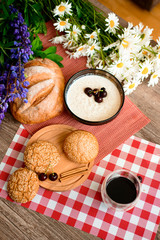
7,168,39,203
63,130,99,164
24,141,60,173
10,58,65,124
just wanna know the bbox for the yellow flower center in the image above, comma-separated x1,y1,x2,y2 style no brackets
110,20,115,28
142,50,148,55
73,31,77,35
117,62,124,68
158,54,160,59
58,6,66,12
122,40,129,48
142,67,148,75
90,34,94,39
60,21,66,26
153,74,158,79
78,47,84,51
90,45,95,50
129,83,135,89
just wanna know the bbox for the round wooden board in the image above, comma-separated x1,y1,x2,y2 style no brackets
27,124,94,192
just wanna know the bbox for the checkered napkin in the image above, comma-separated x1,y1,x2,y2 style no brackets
0,125,160,240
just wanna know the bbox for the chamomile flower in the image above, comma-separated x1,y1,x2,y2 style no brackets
137,60,152,80
123,79,141,95
148,71,160,86
136,48,150,61
154,50,160,63
85,30,100,42
52,1,72,17
119,33,141,56
103,41,120,51
86,57,93,68
81,25,86,30
122,22,134,36
74,45,88,57
139,26,153,47
105,13,119,34
132,22,144,35
49,35,66,44
87,52,104,68
107,55,132,80
63,39,77,50
86,41,100,56
66,50,77,59
66,25,81,40
54,18,71,32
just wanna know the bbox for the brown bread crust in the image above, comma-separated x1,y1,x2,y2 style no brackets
10,58,65,124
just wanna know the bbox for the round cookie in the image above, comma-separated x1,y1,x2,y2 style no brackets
63,130,99,164
7,168,39,203
24,141,60,173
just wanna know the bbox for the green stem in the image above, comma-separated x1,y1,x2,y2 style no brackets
142,46,157,56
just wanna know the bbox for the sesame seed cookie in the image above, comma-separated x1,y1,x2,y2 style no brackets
63,130,99,164
24,141,60,173
7,168,39,203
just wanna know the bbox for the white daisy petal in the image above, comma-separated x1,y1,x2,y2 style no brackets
105,13,119,34
148,71,160,86
107,55,132,80
123,80,141,95
66,25,81,40
85,30,100,42
49,35,66,44
86,41,100,56
137,60,152,80
53,1,72,17
54,18,71,32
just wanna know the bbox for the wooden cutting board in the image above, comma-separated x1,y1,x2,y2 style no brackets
27,124,94,191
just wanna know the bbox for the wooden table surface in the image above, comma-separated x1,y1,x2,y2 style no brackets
0,1,159,239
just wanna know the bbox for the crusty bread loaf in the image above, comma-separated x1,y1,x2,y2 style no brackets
10,58,65,124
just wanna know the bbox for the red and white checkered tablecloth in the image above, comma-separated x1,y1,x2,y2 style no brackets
0,124,160,240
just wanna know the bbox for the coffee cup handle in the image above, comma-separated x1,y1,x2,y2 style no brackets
137,175,143,183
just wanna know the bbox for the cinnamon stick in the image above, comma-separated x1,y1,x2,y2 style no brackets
59,169,88,182
60,166,88,178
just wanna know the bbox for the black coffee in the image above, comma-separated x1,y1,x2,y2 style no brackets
106,176,137,204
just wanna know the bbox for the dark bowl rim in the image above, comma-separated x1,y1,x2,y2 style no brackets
64,68,125,125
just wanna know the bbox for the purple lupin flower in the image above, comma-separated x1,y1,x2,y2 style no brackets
0,5,32,123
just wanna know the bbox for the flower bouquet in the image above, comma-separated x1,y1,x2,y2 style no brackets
50,1,160,95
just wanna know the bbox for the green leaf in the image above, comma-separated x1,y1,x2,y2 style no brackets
43,46,57,55
35,21,47,35
45,53,63,68
46,53,63,62
0,52,4,66
31,36,43,52
34,50,46,58
30,3,41,15
54,61,64,68
7,0,15,5
1,4,9,17
76,5,82,19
